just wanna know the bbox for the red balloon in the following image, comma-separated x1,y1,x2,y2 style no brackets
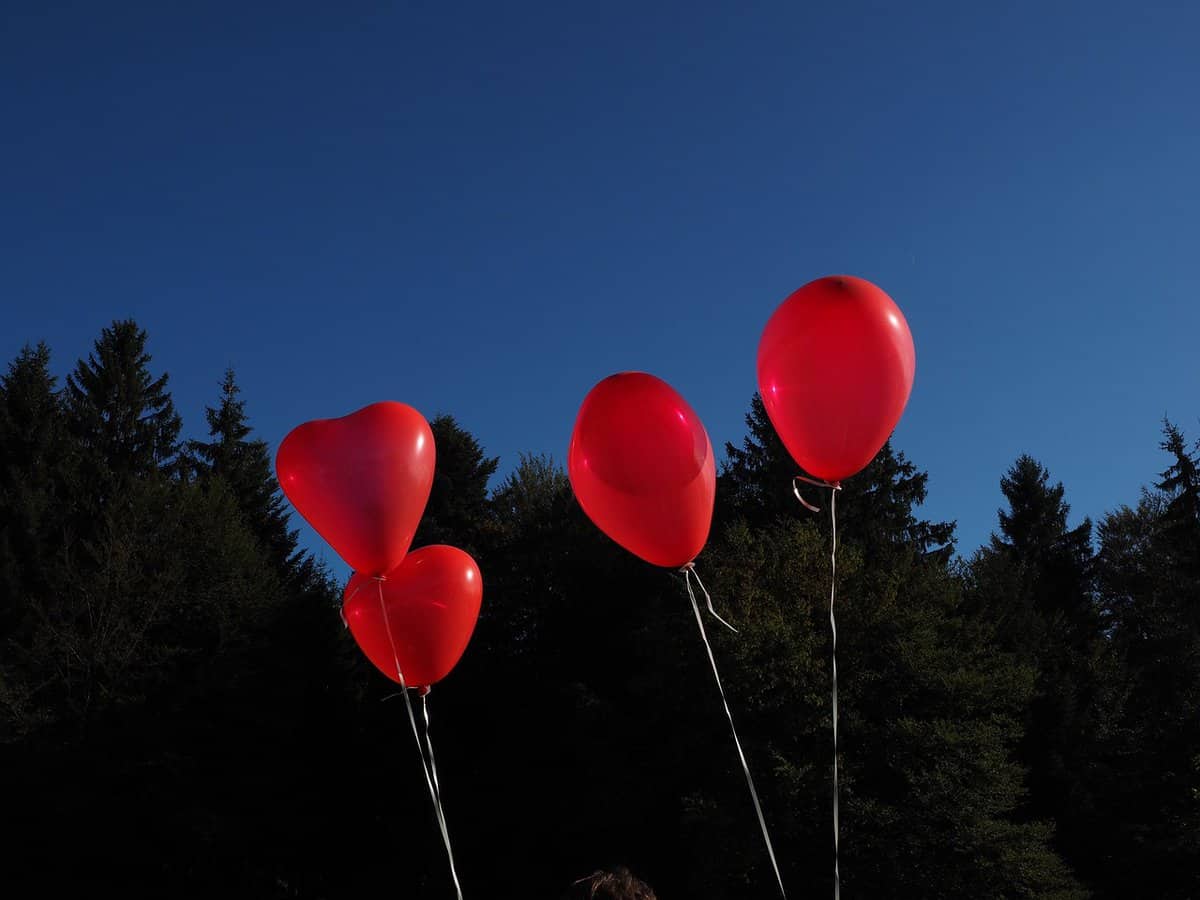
757,276,915,483
343,545,483,688
276,401,435,576
568,372,715,568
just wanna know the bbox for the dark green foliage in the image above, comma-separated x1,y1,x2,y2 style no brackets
187,368,306,578
0,343,72,736
1,324,346,896
708,443,1082,897
413,414,500,555
65,319,183,489
1156,420,1200,574
721,393,956,558
1084,423,1200,898
966,456,1160,898
2,328,1196,898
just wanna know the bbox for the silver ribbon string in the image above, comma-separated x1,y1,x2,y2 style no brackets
681,561,738,633
340,575,378,627
793,477,843,900
420,690,459,884
377,580,465,900
681,565,787,899
828,486,840,900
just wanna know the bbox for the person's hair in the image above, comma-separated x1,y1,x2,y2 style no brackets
562,865,656,900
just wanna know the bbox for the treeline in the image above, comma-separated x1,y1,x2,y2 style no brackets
1,320,1196,898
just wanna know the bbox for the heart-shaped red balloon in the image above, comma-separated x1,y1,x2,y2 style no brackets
757,276,915,483
276,401,435,576
568,372,716,568
343,545,483,688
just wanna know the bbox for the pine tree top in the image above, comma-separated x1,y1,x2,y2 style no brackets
64,318,182,480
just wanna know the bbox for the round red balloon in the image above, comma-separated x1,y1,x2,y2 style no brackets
757,276,915,483
568,372,715,568
276,401,435,576
343,545,483,688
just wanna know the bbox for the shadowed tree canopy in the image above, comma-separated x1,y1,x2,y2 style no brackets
1082,421,1200,898
413,414,499,555
188,368,306,579
0,343,67,576
64,319,182,494
708,395,1083,897
974,454,1098,648
967,455,1122,894
1,326,1196,898
1156,419,1200,571
0,343,71,721
720,392,955,559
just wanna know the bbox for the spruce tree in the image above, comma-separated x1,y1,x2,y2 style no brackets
976,455,1098,648
187,368,302,576
0,342,67,593
1157,419,1200,572
697,518,1085,898
0,343,71,739
64,319,182,494
720,392,955,557
710,409,1082,897
413,414,499,554
1088,423,1200,898
968,455,1117,892
721,392,799,524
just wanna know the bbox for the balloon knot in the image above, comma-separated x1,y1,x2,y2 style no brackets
679,562,696,574
373,574,388,582
417,685,432,697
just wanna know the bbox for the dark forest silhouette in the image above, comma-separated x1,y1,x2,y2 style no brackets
1,320,1196,897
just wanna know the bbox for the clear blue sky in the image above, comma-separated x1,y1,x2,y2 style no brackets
3,1,1197,574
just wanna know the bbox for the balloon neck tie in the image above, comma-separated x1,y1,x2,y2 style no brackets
792,475,842,513
795,480,842,900
680,567,787,899
679,562,738,634
376,581,464,900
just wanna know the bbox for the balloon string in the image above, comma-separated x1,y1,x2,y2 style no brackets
829,486,840,900
682,562,738,633
793,478,843,900
421,691,461,896
681,566,787,899
377,581,464,900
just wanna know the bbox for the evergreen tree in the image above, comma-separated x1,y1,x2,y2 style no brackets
712,407,1082,897
0,343,67,595
413,414,499,554
6,322,1197,897
0,343,71,738
721,392,798,524
187,369,303,577
64,319,182,494
974,455,1098,649
967,456,1118,892
697,517,1085,898
1088,423,1200,898
720,392,955,558
1156,419,1200,573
